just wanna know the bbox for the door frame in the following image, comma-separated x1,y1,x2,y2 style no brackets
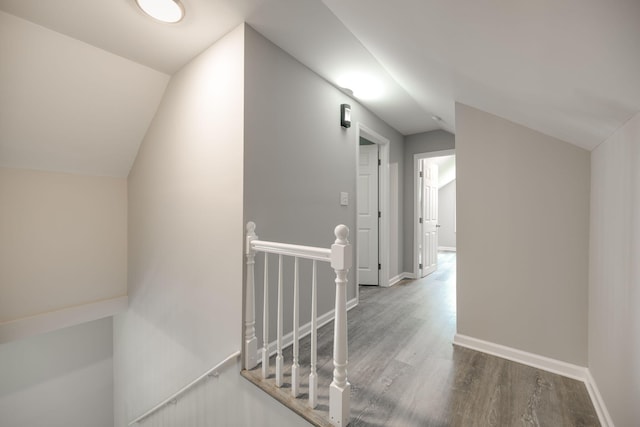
413,149,455,279
356,123,390,297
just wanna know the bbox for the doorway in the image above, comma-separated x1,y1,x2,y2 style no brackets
358,140,379,285
413,150,456,278
356,123,390,291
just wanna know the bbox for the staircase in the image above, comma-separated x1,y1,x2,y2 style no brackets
242,222,352,426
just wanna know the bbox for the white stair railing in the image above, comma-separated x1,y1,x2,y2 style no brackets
244,222,352,427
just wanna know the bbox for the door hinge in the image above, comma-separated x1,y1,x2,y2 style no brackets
378,263,381,270
378,211,381,218
419,263,423,269
419,171,423,178
419,217,423,223
378,159,381,166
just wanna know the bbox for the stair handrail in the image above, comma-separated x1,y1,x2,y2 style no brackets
128,350,241,425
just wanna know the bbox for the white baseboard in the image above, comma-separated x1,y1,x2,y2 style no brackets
258,297,358,360
388,272,415,286
453,334,613,427
584,370,614,427
453,334,587,381
438,246,457,252
0,295,128,344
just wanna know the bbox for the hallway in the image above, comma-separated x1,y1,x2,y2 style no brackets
244,252,600,426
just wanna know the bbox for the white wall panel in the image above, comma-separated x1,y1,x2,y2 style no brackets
135,360,310,427
114,25,246,426
589,112,640,426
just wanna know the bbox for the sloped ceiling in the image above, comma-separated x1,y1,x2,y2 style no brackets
1,0,639,177
322,0,640,150
0,11,169,177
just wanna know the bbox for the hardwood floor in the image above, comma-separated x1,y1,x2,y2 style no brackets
242,252,600,426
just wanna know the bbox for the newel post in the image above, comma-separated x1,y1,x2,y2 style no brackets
244,222,258,370
329,225,352,427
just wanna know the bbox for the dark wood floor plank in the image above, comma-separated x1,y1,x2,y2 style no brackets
242,252,600,426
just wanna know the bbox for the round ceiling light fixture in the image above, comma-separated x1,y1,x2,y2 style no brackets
136,0,184,23
337,73,384,101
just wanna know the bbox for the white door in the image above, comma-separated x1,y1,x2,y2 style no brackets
358,144,379,285
420,160,439,277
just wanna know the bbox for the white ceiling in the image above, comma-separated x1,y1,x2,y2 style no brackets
1,0,639,176
0,0,267,75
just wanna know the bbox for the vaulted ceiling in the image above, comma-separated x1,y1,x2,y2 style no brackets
1,0,639,176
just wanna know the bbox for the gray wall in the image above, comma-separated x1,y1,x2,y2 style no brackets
589,112,640,426
0,318,114,427
403,130,455,272
244,26,404,345
456,103,590,365
438,179,456,249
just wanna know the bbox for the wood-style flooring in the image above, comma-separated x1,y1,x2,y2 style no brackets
242,252,600,426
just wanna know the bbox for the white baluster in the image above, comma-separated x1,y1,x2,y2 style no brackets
244,222,258,370
329,225,352,427
292,257,300,397
309,260,318,408
275,254,284,387
262,253,269,379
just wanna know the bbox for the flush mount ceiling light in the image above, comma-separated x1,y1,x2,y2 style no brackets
337,73,383,101
136,0,184,23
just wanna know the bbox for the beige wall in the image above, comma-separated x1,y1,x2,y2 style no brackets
0,168,127,323
589,112,640,426
456,103,590,365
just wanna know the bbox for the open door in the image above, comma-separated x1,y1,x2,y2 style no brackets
358,144,379,285
419,159,439,277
